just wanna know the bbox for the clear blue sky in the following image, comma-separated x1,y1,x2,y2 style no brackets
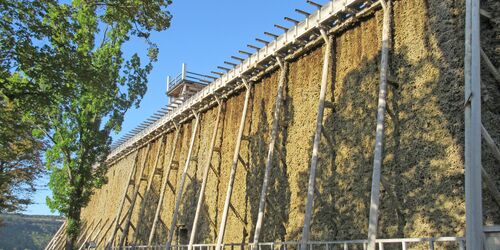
25,0,328,215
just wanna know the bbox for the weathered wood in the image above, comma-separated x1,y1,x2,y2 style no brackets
464,0,483,248
84,218,110,250
482,166,500,208
480,47,500,84
132,135,166,244
96,217,116,249
367,0,392,249
106,150,141,248
118,143,153,247
45,221,66,250
482,124,500,163
300,29,333,250
215,81,253,250
167,111,201,248
189,100,225,250
252,58,288,247
77,219,102,250
148,127,181,246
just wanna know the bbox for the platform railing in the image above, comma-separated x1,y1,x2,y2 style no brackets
110,237,465,250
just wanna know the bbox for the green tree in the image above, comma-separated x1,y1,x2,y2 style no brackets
0,97,45,214
0,0,172,248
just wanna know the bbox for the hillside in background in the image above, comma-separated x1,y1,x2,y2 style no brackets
0,214,63,250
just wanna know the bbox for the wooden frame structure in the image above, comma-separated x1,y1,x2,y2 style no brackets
49,0,496,249
251,57,288,247
166,110,201,248
188,97,225,250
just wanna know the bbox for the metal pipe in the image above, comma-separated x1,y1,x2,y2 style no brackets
224,61,237,67
215,80,253,250
367,1,391,249
247,44,260,50
264,32,279,39
255,38,270,45
306,0,322,9
147,128,182,246
295,9,310,16
252,58,288,247
231,56,245,62
217,66,231,72
274,24,289,31
188,100,224,250
284,17,299,24
239,50,253,56
166,111,201,248
300,30,333,250
182,63,187,80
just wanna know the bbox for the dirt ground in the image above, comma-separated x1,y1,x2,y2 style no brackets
78,0,500,248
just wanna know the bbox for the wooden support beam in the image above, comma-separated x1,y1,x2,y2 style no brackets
480,47,500,84
96,218,116,249
252,58,288,247
367,1,392,249
132,136,166,244
45,221,66,250
75,221,93,248
77,219,102,250
189,101,225,250
148,128,182,246
300,29,334,250
166,111,201,248
215,81,253,250
482,166,500,208
119,143,153,247
464,0,483,248
84,218,110,250
482,124,500,163
106,150,141,248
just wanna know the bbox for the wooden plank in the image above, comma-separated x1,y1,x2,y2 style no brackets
189,100,225,250
300,30,334,250
77,219,102,250
482,124,500,163
252,58,288,246
106,150,141,248
131,135,166,244
464,0,483,248
166,111,201,248
480,47,500,84
367,1,392,249
118,143,153,247
45,221,66,250
215,81,253,250
148,128,182,245
96,217,116,249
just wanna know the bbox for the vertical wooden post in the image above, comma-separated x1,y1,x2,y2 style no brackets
300,29,333,250
148,125,182,246
167,110,201,248
464,0,483,248
132,135,166,244
189,98,225,250
106,150,141,248
215,80,253,250
119,143,153,247
366,1,391,249
252,57,288,247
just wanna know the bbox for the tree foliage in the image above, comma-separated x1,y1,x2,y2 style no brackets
0,0,172,248
0,97,45,213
